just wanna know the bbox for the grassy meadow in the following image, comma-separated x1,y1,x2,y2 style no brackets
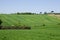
0,14,60,40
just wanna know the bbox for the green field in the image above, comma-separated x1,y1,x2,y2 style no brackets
0,14,60,40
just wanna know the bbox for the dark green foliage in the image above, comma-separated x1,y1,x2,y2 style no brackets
40,12,42,14
0,19,2,25
44,12,47,14
17,12,20,15
17,12,35,15
51,11,54,13
0,19,2,29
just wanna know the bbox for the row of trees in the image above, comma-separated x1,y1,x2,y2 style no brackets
16,11,54,15
17,12,36,15
40,11,54,14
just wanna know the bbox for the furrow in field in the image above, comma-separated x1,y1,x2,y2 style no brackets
10,15,42,26
5,15,31,26
7,15,27,24
20,15,42,23
1,15,12,26
4,15,21,25
3,16,13,25
2,18,9,26
18,15,40,26
35,15,50,23
16,15,35,26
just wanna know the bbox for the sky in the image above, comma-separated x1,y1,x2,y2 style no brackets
0,0,60,14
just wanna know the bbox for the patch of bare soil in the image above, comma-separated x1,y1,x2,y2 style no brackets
48,14,60,19
54,15,60,18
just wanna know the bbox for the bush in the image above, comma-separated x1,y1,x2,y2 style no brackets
0,19,2,25
0,19,2,29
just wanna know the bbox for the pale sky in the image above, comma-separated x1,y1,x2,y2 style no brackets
0,0,60,13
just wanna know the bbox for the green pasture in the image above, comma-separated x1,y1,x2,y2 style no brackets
0,14,60,40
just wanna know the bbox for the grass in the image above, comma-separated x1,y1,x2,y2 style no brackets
0,14,60,40
0,29,60,40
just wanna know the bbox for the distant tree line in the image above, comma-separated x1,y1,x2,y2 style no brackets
12,10,58,15
17,12,36,15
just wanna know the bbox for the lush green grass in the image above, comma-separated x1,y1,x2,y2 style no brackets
0,14,60,40
0,29,60,40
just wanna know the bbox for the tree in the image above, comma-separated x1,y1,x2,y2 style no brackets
17,12,20,15
51,11,54,13
40,12,42,14
44,12,47,14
